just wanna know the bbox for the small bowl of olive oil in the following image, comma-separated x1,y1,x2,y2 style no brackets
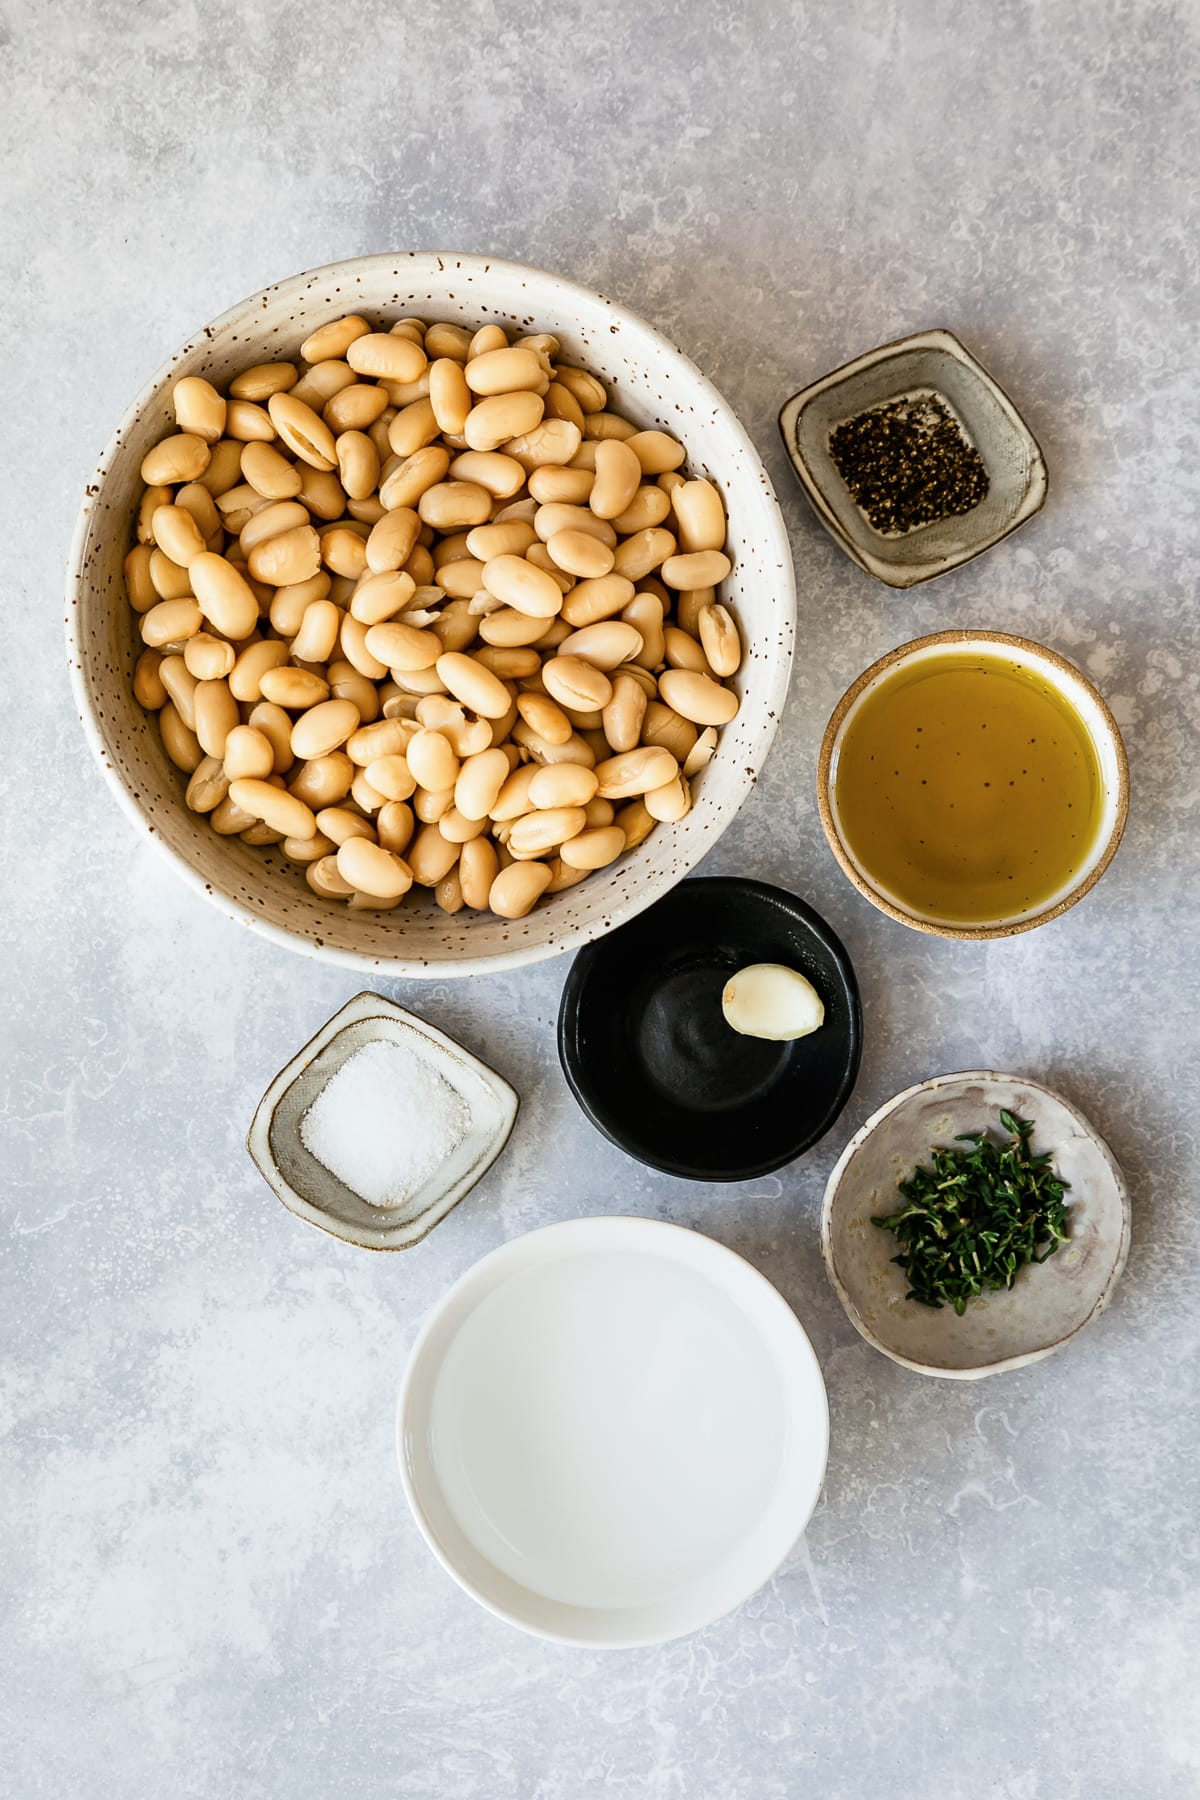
817,631,1129,939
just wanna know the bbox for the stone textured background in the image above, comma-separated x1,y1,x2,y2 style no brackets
2,1,1198,1795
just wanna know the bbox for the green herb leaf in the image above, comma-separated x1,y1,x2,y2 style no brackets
870,1113,1070,1316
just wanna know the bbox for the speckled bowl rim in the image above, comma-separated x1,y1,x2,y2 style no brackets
65,250,796,979
821,1070,1131,1378
777,327,1049,589
816,630,1130,940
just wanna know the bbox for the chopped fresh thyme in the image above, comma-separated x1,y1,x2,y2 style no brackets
872,1111,1070,1316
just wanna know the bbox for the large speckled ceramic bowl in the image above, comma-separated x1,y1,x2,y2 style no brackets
66,253,795,977
821,1071,1130,1378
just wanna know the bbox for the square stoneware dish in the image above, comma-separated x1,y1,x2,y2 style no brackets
247,992,518,1250
778,328,1047,588
66,252,796,978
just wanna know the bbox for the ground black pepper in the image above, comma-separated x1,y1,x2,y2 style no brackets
828,393,989,535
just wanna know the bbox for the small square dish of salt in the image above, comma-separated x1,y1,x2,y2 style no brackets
247,994,519,1250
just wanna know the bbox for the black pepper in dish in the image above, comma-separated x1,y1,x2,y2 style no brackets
828,393,990,536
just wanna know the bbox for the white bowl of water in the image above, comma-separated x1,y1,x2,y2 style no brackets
397,1215,828,1645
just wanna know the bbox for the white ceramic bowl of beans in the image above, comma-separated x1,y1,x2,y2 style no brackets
67,254,796,977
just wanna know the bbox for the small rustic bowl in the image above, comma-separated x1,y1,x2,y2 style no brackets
246,992,518,1250
778,328,1047,588
66,252,795,979
821,1071,1130,1379
817,629,1129,940
558,877,862,1180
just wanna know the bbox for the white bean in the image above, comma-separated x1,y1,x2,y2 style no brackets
127,309,745,925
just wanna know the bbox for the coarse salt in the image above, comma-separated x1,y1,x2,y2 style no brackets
300,1038,470,1208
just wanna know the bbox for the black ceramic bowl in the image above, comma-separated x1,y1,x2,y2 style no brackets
557,877,862,1180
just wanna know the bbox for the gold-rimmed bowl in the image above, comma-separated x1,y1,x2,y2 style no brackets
817,630,1129,940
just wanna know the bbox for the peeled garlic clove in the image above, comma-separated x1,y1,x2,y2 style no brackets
721,963,825,1041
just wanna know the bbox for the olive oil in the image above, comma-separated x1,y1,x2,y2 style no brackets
833,651,1104,924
